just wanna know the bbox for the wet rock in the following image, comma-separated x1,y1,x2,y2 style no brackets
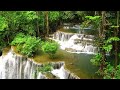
0,50,2,56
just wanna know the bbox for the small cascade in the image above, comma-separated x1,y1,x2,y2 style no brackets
51,66,66,79
51,65,80,79
53,31,74,42
50,31,98,54
0,49,80,79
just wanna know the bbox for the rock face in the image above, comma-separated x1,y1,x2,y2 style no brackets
0,49,80,79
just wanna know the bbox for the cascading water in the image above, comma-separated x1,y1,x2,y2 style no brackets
0,50,41,79
50,30,98,54
0,49,79,79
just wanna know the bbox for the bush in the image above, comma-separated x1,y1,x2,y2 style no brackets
20,36,41,57
38,63,53,73
11,33,41,57
11,33,26,45
42,41,59,58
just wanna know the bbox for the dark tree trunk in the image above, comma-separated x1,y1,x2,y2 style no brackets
36,11,40,37
115,11,119,67
45,11,49,36
99,11,106,76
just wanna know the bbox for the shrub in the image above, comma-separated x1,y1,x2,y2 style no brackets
11,33,26,45
38,63,53,73
42,41,59,58
20,36,41,57
11,33,41,57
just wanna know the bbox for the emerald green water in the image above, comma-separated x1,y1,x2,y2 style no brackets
71,53,99,78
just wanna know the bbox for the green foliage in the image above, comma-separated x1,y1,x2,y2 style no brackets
0,15,8,31
60,11,92,23
100,37,120,53
11,33,41,57
103,44,112,52
85,16,101,20
90,53,102,66
80,20,91,29
61,11,74,20
111,25,119,28
20,37,41,57
102,37,120,52
38,63,53,73
11,33,26,45
42,41,59,58
103,64,115,79
49,11,60,21
118,53,120,58
115,65,120,79
17,44,23,52
81,15,101,30
103,64,120,79
106,37,120,43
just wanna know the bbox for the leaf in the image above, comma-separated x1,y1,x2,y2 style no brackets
107,37,120,43
0,16,8,31
111,26,119,28
103,44,112,52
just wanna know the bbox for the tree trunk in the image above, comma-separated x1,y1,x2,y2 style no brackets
99,11,106,76
36,11,40,37
115,11,119,67
45,11,49,36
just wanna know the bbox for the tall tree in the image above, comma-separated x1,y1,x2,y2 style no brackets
98,11,106,76
115,11,119,67
36,11,40,37
45,11,49,36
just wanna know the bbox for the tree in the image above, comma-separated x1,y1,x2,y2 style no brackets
114,11,119,67
45,11,49,36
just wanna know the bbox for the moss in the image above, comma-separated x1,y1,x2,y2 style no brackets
2,46,11,56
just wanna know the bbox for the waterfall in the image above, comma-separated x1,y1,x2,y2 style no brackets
0,49,79,79
53,31,74,42
51,31,98,54
51,65,80,79
51,66,66,79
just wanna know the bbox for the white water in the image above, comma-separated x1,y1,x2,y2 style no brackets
51,66,66,79
0,50,79,79
50,31,98,54
51,65,80,79
0,50,47,79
